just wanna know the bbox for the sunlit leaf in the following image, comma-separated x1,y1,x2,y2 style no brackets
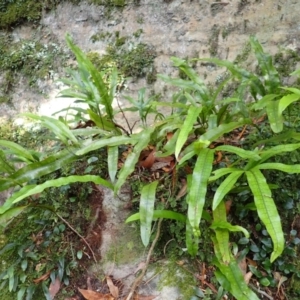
246,168,284,262
266,100,282,133
213,201,230,263
215,258,259,300
211,221,249,238
140,181,158,247
209,168,239,182
186,148,214,254
213,171,244,210
75,135,135,156
251,94,278,110
278,93,300,114
0,148,78,192
0,206,28,228
199,120,246,144
175,106,202,159
17,287,26,300
258,163,300,173
107,146,118,182
0,175,113,214
0,140,36,163
125,210,186,223
215,145,261,161
115,128,153,193
22,113,79,146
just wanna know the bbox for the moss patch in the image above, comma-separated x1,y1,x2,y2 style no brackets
208,24,220,57
87,42,156,80
0,35,68,101
0,0,42,29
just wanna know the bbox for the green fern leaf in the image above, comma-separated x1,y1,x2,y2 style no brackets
139,181,158,246
246,168,284,262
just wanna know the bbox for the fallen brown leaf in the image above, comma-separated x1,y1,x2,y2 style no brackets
133,294,157,300
49,277,61,299
166,132,173,140
246,257,257,267
225,199,232,215
140,148,156,169
176,182,187,200
150,161,169,171
33,270,52,284
244,271,253,284
238,256,247,275
106,276,119,299
155,156,174,163
78,288,114,300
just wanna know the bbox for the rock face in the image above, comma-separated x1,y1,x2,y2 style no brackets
1,0,300,121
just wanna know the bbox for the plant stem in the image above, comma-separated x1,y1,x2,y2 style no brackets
56,213,97,263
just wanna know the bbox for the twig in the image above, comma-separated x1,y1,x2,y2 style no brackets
125,219,163,300
56,213,97,263
163,238,175,256
249,284,274,300
116,97,133,135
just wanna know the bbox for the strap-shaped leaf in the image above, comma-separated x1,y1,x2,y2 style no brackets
200,57,266,96
252,130,300,147
186,218,199,256
199,120,245,144
258,163,300,173
157,74,200,91
175,106,202,159
215,145,261,161
251,94,278,110
114,128,153,193
87,109,120,133
212,201,230,263
107,146,118,183
0,149,15,174
23,113,79,146
246,169,284,262
0,175,113,214
211,221,249,238
126,210,186,223
76,135,136,156
281,86,300,95
209,168,239,182
0,148,78,192
66,34,114,120
215,259,260,300
0,140,37,163
278,93,300,114
0,206,28,228
266,100,283,133
250,36,280,94
213,171,244,210
139,181,158,246
261,143,300,161
187,148,214,240
245,143,300,171
170,57,210,102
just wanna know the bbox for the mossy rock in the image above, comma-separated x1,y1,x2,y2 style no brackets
0,0,43,29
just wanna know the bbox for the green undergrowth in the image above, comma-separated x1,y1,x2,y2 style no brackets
0,135,109,299
3,34,300,299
